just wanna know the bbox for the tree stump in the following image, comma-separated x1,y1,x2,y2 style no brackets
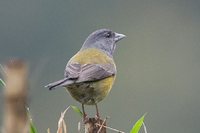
2,59,29,133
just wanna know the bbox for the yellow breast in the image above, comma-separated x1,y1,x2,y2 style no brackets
68,48,115,66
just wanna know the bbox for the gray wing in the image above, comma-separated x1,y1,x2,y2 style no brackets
77,63,116,82
45,63,81,90
46,62,116,90
64,62,116,83
64,62,82,79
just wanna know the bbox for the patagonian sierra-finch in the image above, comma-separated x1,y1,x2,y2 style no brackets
45,29,126,119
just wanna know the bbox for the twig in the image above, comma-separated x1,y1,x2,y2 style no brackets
97,117,108,133
143,122,147,133
57,106,70,133
78,121,81,133
96,123,125,133
47,128,51,133
62,120,67,133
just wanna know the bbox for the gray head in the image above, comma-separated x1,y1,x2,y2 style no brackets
81,29,126,56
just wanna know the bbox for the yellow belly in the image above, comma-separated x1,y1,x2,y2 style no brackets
66,76,115,105
66,48,116,105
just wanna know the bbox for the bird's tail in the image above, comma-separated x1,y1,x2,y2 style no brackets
45,78,69,90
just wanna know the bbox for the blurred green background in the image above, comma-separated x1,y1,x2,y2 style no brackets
0,0,200,132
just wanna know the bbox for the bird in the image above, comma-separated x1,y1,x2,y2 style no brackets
45,29,126,120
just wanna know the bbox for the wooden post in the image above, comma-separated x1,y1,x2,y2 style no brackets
2,59,29,133
84,118,106,133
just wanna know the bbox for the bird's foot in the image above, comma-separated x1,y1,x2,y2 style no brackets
95,114,101,122
83,114,89,123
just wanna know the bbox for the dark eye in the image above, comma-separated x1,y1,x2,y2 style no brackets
105,32,112,38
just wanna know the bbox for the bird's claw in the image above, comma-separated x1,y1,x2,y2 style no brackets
95,114,100,121
83,114,89,123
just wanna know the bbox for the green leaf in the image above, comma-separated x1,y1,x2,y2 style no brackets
27,107,38,133
30,121,38,133
130,113,147,133
70,105,83,117
0,78,5,87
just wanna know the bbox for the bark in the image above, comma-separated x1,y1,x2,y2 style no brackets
84,118,106,133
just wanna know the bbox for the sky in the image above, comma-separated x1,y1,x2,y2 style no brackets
0,0,200,132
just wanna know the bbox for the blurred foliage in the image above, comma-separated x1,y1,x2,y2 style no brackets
27,108,38,133
30,122,38,133
0,78,5,87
